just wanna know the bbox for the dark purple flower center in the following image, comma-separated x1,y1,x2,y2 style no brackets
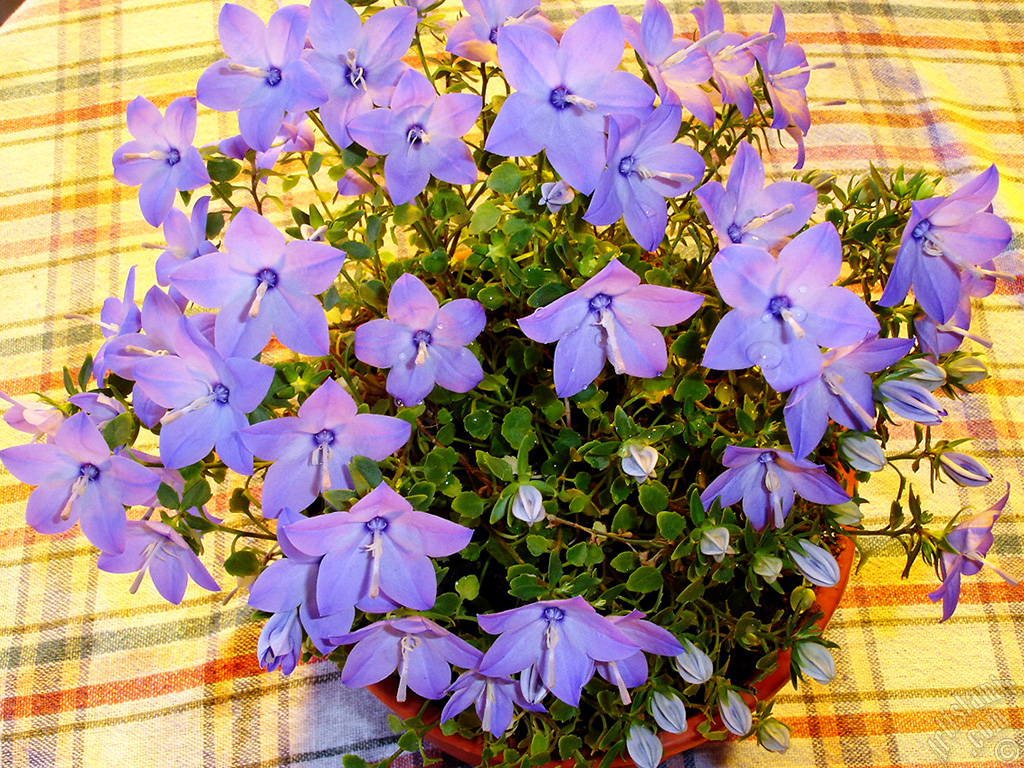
542,606,565,622
406,124,428,147
757,452,776,465
727,223,743,243
588,293,612,313
166,149,181,166
488,26,499,44
366,516,389,533
345,63,366,89
212,383,230,404
265,67,282,87
618,155,639,177
911,220,930,240
767,295,792,318
313,429,335,446
549,86,571,110
79,463,100,481
256,268,279,289
413,329,433,346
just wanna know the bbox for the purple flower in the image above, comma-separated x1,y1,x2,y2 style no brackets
938,451,993,487
694,140,817,251
112,97,209,226
87,266,142,384
787,539,841,587
783,335,913,458
518,258,704,397
594,610,683,704
240,378,410,517
306,2,417,149
354,273,486,406
196,3,327,152
1,393,64,442
477,597,638,707
538,180,574,213
692,0,768,120
153,196,218,293
132,315,274,475
584,104,705,252
97,519,219,603
68,393,125,431
248,507,356,653
441,669,541,738
700,446,850,530
484,5,655,194
702,223,879,392
0,413,159,553
218,112,316,178
348,70,481,205
257,610,303,675
446,0,556,64
169,207,345,358
622,0,714,125
914,264,999,358
928,487,1017,622
876,378,947,425
878,165,1012,323
284,483,472,615
333,616,481,701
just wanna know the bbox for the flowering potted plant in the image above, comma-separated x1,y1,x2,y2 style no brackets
0,0,1018,766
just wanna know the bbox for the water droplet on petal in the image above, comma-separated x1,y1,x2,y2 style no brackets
760,312,772,323
395,399,405,407
436,323,444,330
746,341,783,369
798,284,808,294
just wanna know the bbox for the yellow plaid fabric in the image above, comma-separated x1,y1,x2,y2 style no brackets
1,1,1021,766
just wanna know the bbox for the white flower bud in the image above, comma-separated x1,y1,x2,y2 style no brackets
793,642,836,684
700,527,735,562
752,553,783,583
650,692,688,734
511,484,545,524
538,180,574,213
718,689,752,736
788,540,841,587
946,356,987,386
902,359,946,390
838,433,885,472
673,639,713,684
758,718,791,753
622,444,659,483
626,725,663,768
829,500,863,526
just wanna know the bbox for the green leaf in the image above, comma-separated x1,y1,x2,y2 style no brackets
464,410,494,440
501,406,532,449
452,491,485,519
526,534,551,556
396,731,421,753
101,411,136,451
638,481,669,514
657,510,686,540
392,203,422,225
674,376,711,403
420,248,448,273
558,736,583,761
342,755,368,768
350,455,383,490
62,367,76,395
223,549,262,577
156,483,180,511
181,480,212,511
207,157,240,182
527,282,571,307
469,200,501,234
565,542,588,567
77,354,93,391
339,240,373,260
610,551,639,572
486,162,523,195
529,731,549,757
477,451,515,482
455,574,480,600
627,565,663,593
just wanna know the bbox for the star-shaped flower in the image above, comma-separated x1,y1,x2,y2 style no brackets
518,258,703,397
446,0,557,64
702,223,879,392
441,668,544,738
354,273,486,406
594,610,683,704
112,97,210,226
240,378,411,517
153,196,219,298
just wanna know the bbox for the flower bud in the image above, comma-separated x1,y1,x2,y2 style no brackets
877,379,947,425
626,725,663,768
758,718,791,753
622,444,659,484
538,180,574,213
699,527,734,563
838,433,885,472
938,451,993,487
946,356,988,386
650,691,688,734
518,664,548,705
718,689,752,736
752,553,783,583
673,639,713,684
902,359,946,391
793,642,836,684
511,484,545,524
790,585,816,613
788,540,841,587
829,500,863,526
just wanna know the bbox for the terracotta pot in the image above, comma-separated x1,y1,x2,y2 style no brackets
367,536,857,767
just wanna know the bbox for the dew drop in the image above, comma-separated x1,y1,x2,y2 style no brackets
746,341,783,369
760,312,772,323
398,352,409,362
436,323,444,330
798,284,808,293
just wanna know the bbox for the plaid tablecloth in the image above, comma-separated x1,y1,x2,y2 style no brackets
1,1,1021,766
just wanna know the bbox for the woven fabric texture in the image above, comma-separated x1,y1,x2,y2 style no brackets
1,1,1021,766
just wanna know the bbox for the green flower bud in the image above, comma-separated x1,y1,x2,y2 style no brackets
758,718,791,753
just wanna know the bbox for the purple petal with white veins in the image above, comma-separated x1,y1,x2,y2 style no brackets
162,96,198,147
347,108,397,155
286,513,368,559
519,291,590,344
158,409,214,469
382,150,430,206
800,287,879,347
170,252,248,310
386,356,438,405
387,509,473,557
701,309,767,371
612,318,668,378
299,377,358,427
402,643,454,699
776,223,842,289
125,96,166,147
784,379,830,458
911,253,961,323
622,178,669,251
354,319,409,368
553,321,606,397
377,540,438,610
363,6,418,69
709,245,775,310
585,171,625,227
343,414,411,460
341,633,400,687
280,240,344,294
260,454,319,517
478,621,547,677
55,412,111,465
214,299,272,361
612,285,703,327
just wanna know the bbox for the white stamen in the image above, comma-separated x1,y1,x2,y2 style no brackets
565,94,597,111
740,203,796,234
773,61,836,80
934,322,992,348
963,552,1019,585
763,463,784,528
310,444,333,491
481,679,495,733
123,345,168,357
60,475,90,521
121,150,168,161
542,622,559,689
228,62,270,78
823,369,875,427
414,340,430,366
663,30,724,67
363,528,384,599
962,262,1017,282
778,307,805,339
65,314,121,333
396,635,422,702
609,661,631,705
717,32,775,61
344,50,367,90
249,281,270,319
129,540,162,594
160,391,219,425
595,310,627,373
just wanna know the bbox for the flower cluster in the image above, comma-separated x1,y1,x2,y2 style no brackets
1,0,1018,766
